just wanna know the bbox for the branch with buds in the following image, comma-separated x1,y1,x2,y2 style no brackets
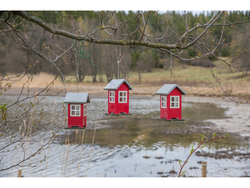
178,133,228,177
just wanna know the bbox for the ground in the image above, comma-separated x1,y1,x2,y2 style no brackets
1,65,250,136
183,96,250,136
2,57,250,98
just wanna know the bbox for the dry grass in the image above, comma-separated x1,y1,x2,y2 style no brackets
61,57,249,90
3,58,250,98
2,72,63,88
126,58,250,98
128,60,248,88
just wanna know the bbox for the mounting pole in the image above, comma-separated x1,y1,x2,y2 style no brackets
115,46,120,79
75,50,79,93
170,53,172,77
117,61,119,79
202,161,207,177
77,74,79,93
170,48,173,78
17,170,22,177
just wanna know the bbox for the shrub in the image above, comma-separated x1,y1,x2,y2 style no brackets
191,60,216,67
159,64,164,68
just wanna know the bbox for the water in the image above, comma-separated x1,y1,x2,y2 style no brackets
0,96,249,177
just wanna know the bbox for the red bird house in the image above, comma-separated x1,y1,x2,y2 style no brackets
156,84,186,120
104,79,133,114
64,93,90,128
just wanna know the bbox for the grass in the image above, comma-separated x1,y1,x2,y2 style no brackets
64,57,249,89
129,58,249,88
52,57,250,98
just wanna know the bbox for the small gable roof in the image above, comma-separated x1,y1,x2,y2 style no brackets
64,92,90,103
104,79,133,90
156,84,186,95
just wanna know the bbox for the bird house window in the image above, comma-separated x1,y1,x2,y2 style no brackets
119,91,127,103
109,91,115,103
84,104,87,116
70,104,81,116
161,96,167,108
170,96,179,108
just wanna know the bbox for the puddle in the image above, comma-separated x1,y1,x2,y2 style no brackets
0,96,249,177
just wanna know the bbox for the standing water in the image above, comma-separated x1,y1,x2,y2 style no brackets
0,96,249,177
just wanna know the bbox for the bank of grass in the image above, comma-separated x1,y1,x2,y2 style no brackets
68,58,249,87
63,57,250,98
129,58,249,87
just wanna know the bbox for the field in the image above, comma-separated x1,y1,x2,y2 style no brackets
64,57,250,98
3,58,250,98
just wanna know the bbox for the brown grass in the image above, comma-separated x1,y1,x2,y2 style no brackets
3,72,63,88
3,59,250,98
130,78,209,87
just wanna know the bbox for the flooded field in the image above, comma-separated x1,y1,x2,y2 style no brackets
0,95,250,177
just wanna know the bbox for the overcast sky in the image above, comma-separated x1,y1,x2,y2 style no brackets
2,0,249,11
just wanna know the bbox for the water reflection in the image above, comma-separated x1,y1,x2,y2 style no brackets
0,96,249,177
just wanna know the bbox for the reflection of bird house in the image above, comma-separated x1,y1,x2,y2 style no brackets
156,84,186,120
104,79,133,114
64,93,90,128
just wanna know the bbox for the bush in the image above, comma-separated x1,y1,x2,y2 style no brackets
221,49,229,57
191,60,216,67
188,49,197,57
159,64,164,68
208,55,216,61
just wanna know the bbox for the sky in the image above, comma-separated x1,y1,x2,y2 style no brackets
1,0,250,11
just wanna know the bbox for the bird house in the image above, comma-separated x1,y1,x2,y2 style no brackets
64,92,90,128
156,84,186,120
104,79,133,114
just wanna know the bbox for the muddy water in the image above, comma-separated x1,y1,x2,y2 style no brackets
0,96,250,177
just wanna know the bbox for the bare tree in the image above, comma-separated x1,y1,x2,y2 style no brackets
231,29,250,74
5,11,248,97
136,59,144,84
120,53,132,81
0,10,250,173
102,46,116,82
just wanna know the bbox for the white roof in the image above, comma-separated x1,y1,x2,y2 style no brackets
156,84,186,95
104,79,133,90
64,93,90,103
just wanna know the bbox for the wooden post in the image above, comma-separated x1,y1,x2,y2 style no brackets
34,90,37,102
201,161,207,177
17,170,22,177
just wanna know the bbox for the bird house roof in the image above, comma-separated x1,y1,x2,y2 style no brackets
64,93,90,103
156,84,186,95
104,79,133,90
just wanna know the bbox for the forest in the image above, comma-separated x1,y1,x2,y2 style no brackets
0,11,249,84
1,10,250,178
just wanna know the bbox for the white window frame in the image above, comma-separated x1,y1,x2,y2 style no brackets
170,96,180,108
109,91,115,103
84,104,87,116
70,104,81,116
161,96,167,108
118,91,127,103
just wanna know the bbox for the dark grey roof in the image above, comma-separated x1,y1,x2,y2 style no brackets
104,79,133,90
64,92,90,103
156,84,186,95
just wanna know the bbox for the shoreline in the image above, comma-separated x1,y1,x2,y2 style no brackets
183,96,250,137
2,83,250,99
1,86,250,137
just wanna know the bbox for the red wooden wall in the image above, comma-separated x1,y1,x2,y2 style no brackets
67,103,87,128
160,88,182,120
108,82,130,114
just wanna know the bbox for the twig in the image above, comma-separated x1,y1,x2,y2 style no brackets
178,133,228,177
